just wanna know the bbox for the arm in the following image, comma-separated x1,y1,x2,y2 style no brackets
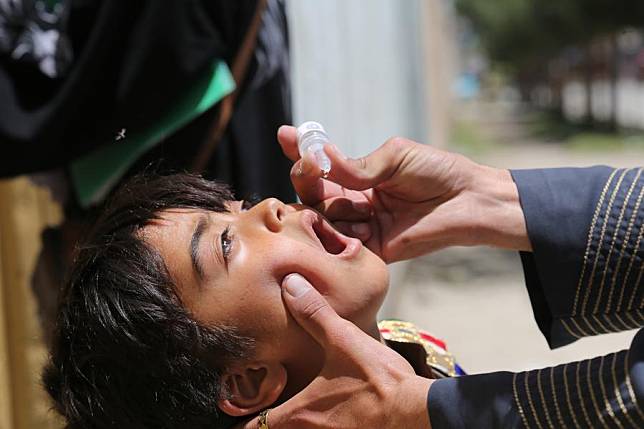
427,166,644,428
511,167,643,348
428,328,644,428
277,127,642,344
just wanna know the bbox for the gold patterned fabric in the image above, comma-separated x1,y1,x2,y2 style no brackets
513,349,644,429
508,167,644,428
378,320,460,378
561,167,644,339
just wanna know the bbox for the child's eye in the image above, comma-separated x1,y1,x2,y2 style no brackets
221,226,233,261
241,194,261,211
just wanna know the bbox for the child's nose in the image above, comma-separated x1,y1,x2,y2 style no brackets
254,198,288,233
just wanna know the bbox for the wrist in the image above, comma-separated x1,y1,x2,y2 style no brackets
395,376,433,429
469,166,532,251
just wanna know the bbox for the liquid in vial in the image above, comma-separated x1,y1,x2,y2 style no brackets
296,121,332,177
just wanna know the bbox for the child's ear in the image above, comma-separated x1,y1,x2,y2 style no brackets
217,362,287,417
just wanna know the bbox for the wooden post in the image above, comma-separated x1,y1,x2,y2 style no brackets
0,177,64,429
421,0,454,148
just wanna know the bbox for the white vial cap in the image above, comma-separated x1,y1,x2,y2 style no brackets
296,121,327,140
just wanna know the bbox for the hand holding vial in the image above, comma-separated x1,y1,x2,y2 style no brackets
279,124,531,262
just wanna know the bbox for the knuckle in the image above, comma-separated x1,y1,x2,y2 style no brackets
299,297,330,321
384,136,409,151
287,411,318,429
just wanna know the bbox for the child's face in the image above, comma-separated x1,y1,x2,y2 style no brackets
143,198,388,393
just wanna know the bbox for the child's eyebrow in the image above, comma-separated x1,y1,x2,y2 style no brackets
190,214,210,282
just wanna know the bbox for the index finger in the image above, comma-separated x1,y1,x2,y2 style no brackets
290,151,349,206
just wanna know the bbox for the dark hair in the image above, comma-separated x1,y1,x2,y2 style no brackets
43,173,254,429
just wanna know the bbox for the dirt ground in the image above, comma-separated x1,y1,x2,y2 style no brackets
379,101,644,374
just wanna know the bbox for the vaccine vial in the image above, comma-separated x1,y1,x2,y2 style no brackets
296,121,332,177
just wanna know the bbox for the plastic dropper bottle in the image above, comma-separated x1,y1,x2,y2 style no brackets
296,121,332,178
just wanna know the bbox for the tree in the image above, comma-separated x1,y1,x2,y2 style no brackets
456,0,644,130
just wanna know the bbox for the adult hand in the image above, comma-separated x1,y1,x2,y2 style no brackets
233,273,433,429
277,126,531,262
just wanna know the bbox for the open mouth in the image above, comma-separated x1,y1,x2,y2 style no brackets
312,217,347,255
300,209,362,259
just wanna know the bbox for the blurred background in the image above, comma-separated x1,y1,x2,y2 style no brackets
0,0,643,427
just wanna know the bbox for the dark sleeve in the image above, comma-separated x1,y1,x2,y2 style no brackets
428,328,644,428
510,167,643,348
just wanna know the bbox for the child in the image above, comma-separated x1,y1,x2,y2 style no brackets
44,173,460,429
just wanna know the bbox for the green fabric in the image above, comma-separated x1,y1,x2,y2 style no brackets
70,60,235,207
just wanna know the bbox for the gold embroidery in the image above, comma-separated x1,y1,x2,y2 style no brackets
513,372,530,429
611,352,639,429
598,168,642,314
573,168,620,315
624,221,644,311
597,355,624,429
586,357,609,427
377,320,457,376
633,309,644,322
562,312,642,339
623,351,644,421
612,173,644,311
572,316,595,337
581,169,629,315
563,363,583,429
525,371,545,429
599,313,623,333
561,318,582,339
614,313,633,331
576,360,594,428
633,267,643,310
590,313,622,334
624,311,641,329
549,366,567,429
536,368,556,429
591,314,611,334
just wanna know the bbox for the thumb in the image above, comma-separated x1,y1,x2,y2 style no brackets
324,137,414,191
277,125,300,161
282,273,347,347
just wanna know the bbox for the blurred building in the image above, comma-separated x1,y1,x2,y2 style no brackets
515,28,644,131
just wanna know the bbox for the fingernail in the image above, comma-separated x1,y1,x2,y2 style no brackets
284,274,310,297
351,223,370,236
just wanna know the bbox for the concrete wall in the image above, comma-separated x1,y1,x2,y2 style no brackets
287,0,431,157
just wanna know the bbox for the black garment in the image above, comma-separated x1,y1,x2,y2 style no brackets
0,0,73,78
428,167,644,428
0,1,264,177
123,0,293,201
